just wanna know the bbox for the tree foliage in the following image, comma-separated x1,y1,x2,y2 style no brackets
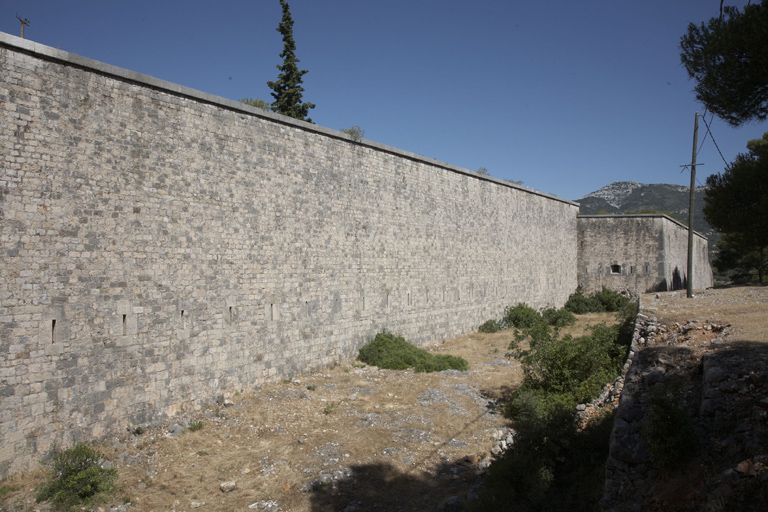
712,232,767,284
341,125,365,141
703,132,768,283
266,0,315,122
239,97,272,111
680,0,768,126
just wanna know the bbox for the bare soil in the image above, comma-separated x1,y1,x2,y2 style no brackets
0,313,616,512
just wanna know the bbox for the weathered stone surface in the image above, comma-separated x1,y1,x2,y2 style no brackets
577,215,712,295
0,34,578,476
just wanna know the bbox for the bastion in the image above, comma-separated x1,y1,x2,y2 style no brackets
577,214,713,295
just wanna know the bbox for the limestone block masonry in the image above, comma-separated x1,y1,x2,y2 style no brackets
577,215,713,295
0,33,578,475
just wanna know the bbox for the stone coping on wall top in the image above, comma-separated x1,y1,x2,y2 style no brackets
0,31,577,208
577,213,709,240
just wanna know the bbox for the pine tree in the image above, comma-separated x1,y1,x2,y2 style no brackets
267,0,315,122
680,0,768,126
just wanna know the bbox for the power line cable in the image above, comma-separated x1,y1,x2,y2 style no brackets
697,108,713,155
699,114,731,170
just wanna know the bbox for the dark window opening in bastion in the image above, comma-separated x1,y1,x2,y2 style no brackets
122,314,127,336
51,319,56,343
610,264,621,274
180,310,186,329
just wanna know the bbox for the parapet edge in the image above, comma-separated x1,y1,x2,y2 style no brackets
0,30,577,207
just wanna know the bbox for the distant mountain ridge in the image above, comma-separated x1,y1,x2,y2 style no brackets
574,181,717,246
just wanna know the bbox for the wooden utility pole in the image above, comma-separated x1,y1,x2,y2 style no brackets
16,14,30,39
686,112,699,299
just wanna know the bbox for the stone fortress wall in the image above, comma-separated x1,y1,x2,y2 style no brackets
0,33,578,475
577,215,713,295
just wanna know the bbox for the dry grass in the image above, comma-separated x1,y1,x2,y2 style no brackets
1,313,619,512
646,285,768,344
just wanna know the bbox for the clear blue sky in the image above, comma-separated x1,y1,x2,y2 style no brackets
2,0,765,200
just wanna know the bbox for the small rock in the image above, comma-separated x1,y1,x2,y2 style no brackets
190,502,204,509
736,460,757,476
167,423,185,437
719,468,741,485
220,480,237,493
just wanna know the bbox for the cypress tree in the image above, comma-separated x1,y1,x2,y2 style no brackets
267,0,315,122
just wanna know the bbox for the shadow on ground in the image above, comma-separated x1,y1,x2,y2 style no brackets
307,458,482,512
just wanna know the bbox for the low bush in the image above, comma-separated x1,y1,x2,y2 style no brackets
36,443,117,509
506,301,635,420
504,303,542,329
595,286,631,312
357,331,468,373
564,286,632,314
479,319,501,333
472,295,637,511
507,324,622,413
541,307,576,327
563,289,605,314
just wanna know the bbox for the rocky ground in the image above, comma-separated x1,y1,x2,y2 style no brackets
2,314,615,512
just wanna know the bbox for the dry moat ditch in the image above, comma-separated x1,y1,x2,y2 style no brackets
1,286,767,511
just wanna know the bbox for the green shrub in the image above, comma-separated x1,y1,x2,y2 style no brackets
595,286,631,312
475,297,637,511
36,443,117,508
506,303,635,419
563,287,631,314
541,307,576,327
510,324,620,401
641,377,700,469
357,331,468,373
504,303,543,329
188,421,204,432
479,319,501,333
563,289,605,314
